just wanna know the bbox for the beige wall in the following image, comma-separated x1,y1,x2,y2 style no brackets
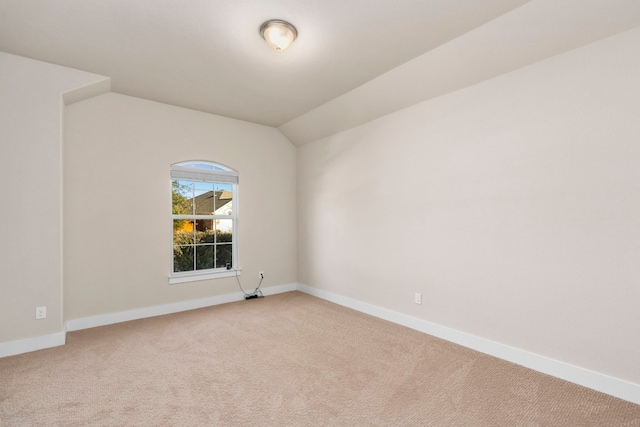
63,93,296,320
297,27,640,385
0,52,107,343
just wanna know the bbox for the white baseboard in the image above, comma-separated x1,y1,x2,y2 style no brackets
6,283,638,405
0,332,66,358
296,284,640,406
66,283,297,332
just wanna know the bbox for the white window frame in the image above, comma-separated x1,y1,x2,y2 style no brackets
169,160,240,284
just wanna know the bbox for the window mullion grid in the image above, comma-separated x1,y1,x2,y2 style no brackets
173,214,228,220
213,215,217,269
171,165,238,278
191,183,196,272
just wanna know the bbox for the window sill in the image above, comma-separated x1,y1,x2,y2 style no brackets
169,268,241,285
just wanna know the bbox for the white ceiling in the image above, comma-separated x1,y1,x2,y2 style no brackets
1,0,640,146
0,0,529,126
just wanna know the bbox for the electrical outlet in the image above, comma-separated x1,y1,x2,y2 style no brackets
35,306,47,319
414,293,422,305
259,271,264,279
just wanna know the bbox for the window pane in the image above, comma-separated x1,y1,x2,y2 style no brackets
172,180,193,215
195,245,215,270
216,244,233,268
174,246,194,272
214,183,233,215
173,221,194,245
216,219,233,242
194,182,215,215
195,220,214,244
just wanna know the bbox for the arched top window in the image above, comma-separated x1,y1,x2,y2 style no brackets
170,160,239,284
176,161,229,171
170,160,238,184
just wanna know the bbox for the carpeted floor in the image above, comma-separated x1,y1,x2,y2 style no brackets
1,291,639,426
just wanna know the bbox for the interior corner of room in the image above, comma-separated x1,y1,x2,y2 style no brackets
1,0,640,410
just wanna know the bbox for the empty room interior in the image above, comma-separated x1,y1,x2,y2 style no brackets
1,0,640,424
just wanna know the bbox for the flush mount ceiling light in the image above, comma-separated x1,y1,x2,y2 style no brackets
260,19,297,51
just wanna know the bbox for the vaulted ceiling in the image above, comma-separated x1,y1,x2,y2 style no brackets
2,0,640,145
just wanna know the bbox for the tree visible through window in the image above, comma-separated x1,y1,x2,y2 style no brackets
171,161,238,277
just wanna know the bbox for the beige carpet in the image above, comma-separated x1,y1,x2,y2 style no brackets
1,291,639,426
